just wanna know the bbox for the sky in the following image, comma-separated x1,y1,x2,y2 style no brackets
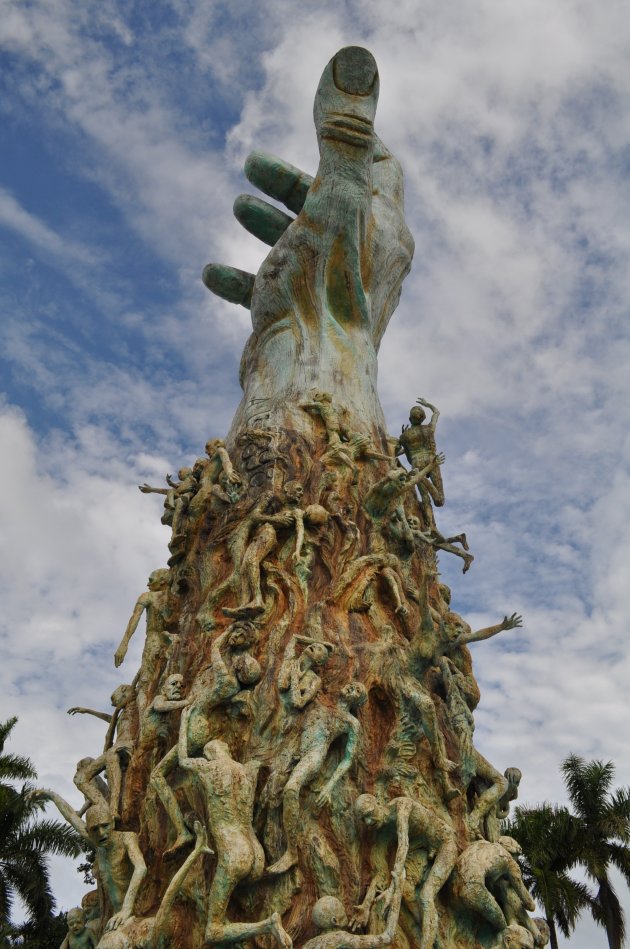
1,0,629,943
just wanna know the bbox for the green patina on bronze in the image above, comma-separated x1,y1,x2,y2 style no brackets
39,47,545,949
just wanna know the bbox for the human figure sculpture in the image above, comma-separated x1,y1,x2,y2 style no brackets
60,907,97,949
94,821,213,949
177,707,292,947
268,682,368,875
354,793,457,949
69,683,138,822
396,398,445,507
138,466,198,538
150,624,261,854
302,870,403,949
277,633,334,710
31,796,146,933
407,512,474,574
452,836,536,934
223,480,306,619
356,627,458,802
301,392,391,482
439,657,509,837
114,568,175,717
138,673,188,749
482,767,523,842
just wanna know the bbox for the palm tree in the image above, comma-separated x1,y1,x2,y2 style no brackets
506,802,595,949
0,717,83,938
562,755,630,949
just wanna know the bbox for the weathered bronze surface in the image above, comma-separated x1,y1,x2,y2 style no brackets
41,47,546,949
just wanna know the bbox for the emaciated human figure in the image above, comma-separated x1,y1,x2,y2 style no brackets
60,907,97,949
277,633,334,710
31,797,146,933
301,392,391,482
178,707,292,947
354,794,457,949
452,836,535,934
223,480,306,619
114,568,175,717
150,624,260,854
138,673,188,749
94,821,213,949
268,682,368,875
302,870,404,949
407,512,474,574
395,398,444,506
69,683,137,822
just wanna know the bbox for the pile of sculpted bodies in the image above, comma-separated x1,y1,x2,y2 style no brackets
39,44,547,949
38,396,547,949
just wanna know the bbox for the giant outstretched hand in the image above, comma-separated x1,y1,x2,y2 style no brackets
204,46,415,437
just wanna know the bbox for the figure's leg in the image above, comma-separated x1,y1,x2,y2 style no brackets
149,747,193,853
267,756,318,874
434,541,474,573
205,852,292,947
74,756,109,811
239,524,276,613
460,880,507,931
382,566,408,616
402,680,459,802
468,752,508,839
103,749,125,821
419,837,458,949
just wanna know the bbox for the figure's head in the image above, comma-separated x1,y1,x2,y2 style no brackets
409,405,426,425
499,835,522,857
502,924,535,949
340,681,367,710
81,889,99,920
386,467,408,488
111,684,135,708
203,738,230,761
232,653,261,686
534,918,551,947
205,438,224,456
355,794,387,828
148,567,169,591
228,621,257,650
504,767,522,791
164,674,184,701
407,514,420,530
66,907,86,934
313,391,332,404
311,895,348,931
303,641,331,667
178,466,193,480
85,805,114,847
283,480,304,504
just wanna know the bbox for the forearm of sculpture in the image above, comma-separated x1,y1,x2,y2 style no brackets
216,445,238,482
407,456,442,490
35,789,90,845
393,802,412,878
152,696,189,713
115,599,144,665
177,707,193,769
119,835,147,918
67,707,112,723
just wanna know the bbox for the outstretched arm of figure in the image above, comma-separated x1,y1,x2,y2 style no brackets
67,707,112,723
458,613,523,646
153,820,213,941
138,483,168,495
105,832,147,932
292,509,306,562
29,788,91,845
152,695,190,713
115,594,148,667
213,444,240,484
315,721,360,808
408,453,445,489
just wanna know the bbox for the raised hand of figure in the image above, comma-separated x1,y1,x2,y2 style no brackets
314,783,334,810
349,903,371,932
138,483,153,494
375,880,395,913
105,910,132,933
501,612,523,631
434,451,446,467
67,707,88,716
27,788,50,805
203,46,415,434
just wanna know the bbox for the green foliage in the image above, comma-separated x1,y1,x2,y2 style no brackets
506,755,630,949
0,718,83,938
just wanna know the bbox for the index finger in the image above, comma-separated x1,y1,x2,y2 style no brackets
244,150,314,215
